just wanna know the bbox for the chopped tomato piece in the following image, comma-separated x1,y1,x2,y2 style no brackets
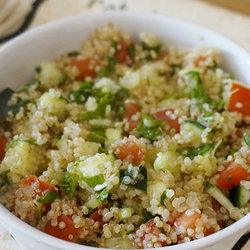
194,56,205,67
174,211,201,231
216,162,249,190
204,227,215,236
0,136,8,161
44,215,81,242
228,82,250,116
132,220,167,249
115,42,132,63
89,204,109,228
23,176,56,198
123,102,141,132
113,140,144,164
70,58,99,81
153,109,180,133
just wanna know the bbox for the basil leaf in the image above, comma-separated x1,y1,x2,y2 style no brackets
37,190,59,203
82,174,105,188
0,169,10,187
120,166,147,191
244,132,250,148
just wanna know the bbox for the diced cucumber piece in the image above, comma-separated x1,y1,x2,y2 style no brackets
147,180,167,201
103,236,133,249
37,62,66,88
119,70,140,89
204,181,235,214
180,144,212,160
145,147,162,165
181,120,206,144
82,174,105,187
84,196,102,210
229,184,250,208
1,140,47,178
39,90,67,121
153,151,180,173
68,153,116,189
119,208,132,220
105,128,122,148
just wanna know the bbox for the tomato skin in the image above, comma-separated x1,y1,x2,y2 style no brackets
113,140,144,164
123,102,141,132
216,162,249,190
44,215,81,242
228,82,250,116
115,42,132,63
23,176,56,198
153,109,180,133
132,220,167,249
70,58,98,81
174,211,201,231
0,136,8,161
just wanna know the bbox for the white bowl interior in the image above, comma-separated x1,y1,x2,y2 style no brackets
0,11,249,250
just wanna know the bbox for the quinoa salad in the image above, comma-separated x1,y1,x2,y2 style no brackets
0,23,249,249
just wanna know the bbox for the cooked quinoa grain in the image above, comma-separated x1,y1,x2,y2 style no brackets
0,23,250,249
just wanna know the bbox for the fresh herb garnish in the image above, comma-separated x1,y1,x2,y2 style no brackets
244,132,250,148
160,190,166,205
67,51,79,57
82,174,105,188
36,190,59,203
120,166,147,191
97,187,109,202
60,172,77,198
181,144,212,160
88,126,107,144
0,170,10,187
136,114,165,141
127,45,135,59
70,82,93,104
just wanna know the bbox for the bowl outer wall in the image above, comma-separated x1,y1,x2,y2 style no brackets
0,11,249,250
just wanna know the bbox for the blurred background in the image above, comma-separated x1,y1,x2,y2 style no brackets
0,0,249,249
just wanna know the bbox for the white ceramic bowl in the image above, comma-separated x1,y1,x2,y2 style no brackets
0,11,249,250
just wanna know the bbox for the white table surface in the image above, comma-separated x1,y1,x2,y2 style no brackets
0,0,249,249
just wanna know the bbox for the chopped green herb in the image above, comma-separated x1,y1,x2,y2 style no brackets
127,45,135,59
88,126,107,144
97,187,109,202
228,175,232,180
164,91,190,100
35,66,41,74
82,174,105,188
142,211,154,224
112,40,118,51
36,190,59,203
180,144,212,160
211,139,222,156
160,190,166,205
0,170,10,187
67,51,79,57
171,64,181,76
70,82,93,104
107,56,118,72
61,172,77,198
203,181,213,189
5,139,37,152
184,120,206,130
230,149,236,156
243,132,250,148
97,68,109,78
35,81,43,91
136,114,165,141
120,166,147,191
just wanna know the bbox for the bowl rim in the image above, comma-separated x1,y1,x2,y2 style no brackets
0,10,249,250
